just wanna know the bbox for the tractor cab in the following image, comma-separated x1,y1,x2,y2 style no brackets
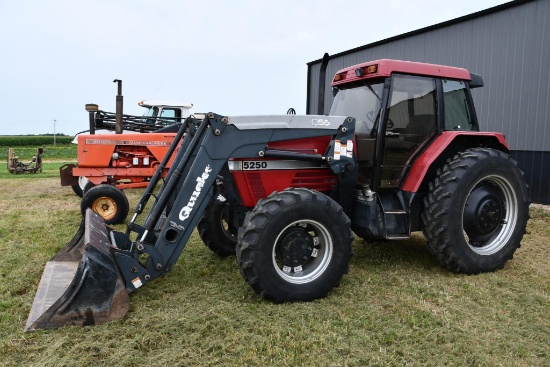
330,59,480,190
138,100,193,128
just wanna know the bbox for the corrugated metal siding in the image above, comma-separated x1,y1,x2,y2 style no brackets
307,0,550,203
511,151,550,203
308,0,550,151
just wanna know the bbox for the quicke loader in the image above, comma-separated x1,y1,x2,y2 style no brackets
25,59,530,331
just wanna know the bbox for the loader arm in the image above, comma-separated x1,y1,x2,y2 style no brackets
114,113,357,292
26,112,357,330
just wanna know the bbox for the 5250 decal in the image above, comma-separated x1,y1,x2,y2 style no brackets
243,161,268,170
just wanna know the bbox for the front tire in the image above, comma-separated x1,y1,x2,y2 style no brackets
198,199,238,257
422,148,529,273
236,188,354,303
81,184,129,225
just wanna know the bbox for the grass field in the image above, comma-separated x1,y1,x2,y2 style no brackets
0,149,548,366
0,135,74,147
1,139,77,175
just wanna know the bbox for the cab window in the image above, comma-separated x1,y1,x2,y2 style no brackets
159,108,181,125
443,79,477,131
160,108,176,118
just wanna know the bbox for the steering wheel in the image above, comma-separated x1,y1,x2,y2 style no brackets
357,120,373,133
367,111,377,122
367,110,394,129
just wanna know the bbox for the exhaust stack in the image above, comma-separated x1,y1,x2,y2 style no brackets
114,79,123,134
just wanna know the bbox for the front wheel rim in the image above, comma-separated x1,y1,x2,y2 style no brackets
92,196,117,221
462,175,518,255
272,219,333,284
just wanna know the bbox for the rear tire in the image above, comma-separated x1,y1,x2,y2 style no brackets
71,184,83,197
198,199,238,257
422,148,529,273
236,188,354,303
83,181,95,195
71,177,94,198
81,184,129,225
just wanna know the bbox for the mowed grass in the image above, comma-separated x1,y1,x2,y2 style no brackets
0,162,548,366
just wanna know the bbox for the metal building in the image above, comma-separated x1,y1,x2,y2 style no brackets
306,0,550,204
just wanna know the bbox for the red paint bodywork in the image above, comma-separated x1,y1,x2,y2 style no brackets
229,136,339,207
73,133,178,187
332,59,472,87
229,130,511,204
401,131,509,192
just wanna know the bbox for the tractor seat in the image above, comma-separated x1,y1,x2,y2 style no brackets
405,114,436,137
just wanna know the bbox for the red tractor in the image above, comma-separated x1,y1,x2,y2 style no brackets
26,59,529,330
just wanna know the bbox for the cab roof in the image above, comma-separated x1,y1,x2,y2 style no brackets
331,59,473,87
138,100,194,109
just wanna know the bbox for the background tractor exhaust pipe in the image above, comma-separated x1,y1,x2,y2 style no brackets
113,79,123,134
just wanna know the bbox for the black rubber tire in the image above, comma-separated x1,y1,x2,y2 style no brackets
83,181,95,194
81,184,129,225
70,178,94,198
236,188,354,303
198,200,238,257
422,148,529,274
71,184,83,197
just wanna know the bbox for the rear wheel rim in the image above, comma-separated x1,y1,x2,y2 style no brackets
92,197,118,221
78,176,90,191
219,206,237,241
462,175,518,255
272,219,333,284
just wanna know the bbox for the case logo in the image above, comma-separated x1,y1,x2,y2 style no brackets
312,118,331,126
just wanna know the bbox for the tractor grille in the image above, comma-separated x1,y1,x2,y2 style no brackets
248,173,267,201
291,171,337,192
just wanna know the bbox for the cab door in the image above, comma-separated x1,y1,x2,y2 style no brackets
379,74,437,188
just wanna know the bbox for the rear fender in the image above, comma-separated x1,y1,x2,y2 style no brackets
402,131,510,193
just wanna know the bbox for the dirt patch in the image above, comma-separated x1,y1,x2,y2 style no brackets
530,203,550,211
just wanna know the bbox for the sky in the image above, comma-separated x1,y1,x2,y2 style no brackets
0,0,510,136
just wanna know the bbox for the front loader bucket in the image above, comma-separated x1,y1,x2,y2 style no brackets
25,210,129,331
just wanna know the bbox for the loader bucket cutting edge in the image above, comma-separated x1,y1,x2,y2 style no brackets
25,209,129,331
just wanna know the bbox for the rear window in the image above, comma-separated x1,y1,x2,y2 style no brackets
443,80,477,131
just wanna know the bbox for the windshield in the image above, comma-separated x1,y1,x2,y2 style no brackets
143,107,159,117
142,106,159,124
329,82,384,135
